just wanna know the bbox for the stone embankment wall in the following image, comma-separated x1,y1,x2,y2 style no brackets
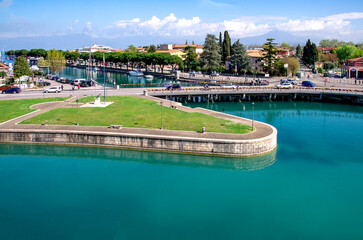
0,127,277,157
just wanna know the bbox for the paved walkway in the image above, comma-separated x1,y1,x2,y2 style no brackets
0,95,274,141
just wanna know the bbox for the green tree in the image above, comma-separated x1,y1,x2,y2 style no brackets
229,40,250,71
286,56,300,75
222,30,231,62
13,56,31,78
46,49,66,74
336,45,358,64
280,43,291,49
296,44,302,58
184,46,198,70
261,38,279,76
219,32,223,50
148,45,156,53
302,39,318,67
199,34,221,71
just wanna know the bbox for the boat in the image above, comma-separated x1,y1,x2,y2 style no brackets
129,69,144,77
144,75,154,81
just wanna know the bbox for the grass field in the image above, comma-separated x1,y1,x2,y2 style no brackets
0,97,68,123
21,96,251,134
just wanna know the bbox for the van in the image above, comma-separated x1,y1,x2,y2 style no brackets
73,79,85,86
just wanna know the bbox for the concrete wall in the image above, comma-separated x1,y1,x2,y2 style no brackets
0,128,277,157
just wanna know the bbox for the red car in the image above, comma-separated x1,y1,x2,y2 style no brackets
2,87,21,94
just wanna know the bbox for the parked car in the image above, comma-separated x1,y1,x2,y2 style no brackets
302,81,316,87
43,86,62,93
42,81,51,86
73,79,85,86
275,82,293,89
46,74,54,80
166,83,181,90
80,80,92,87
0,85,11,91
220,83,237,89
2,87,21,94
211,71,219,76
283,79,298,85
51,76,59,81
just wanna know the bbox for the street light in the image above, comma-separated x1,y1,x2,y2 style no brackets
76,98,79,126
251,101,255,131
160,101,163,129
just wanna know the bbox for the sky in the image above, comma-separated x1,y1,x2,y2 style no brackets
0,0,363,49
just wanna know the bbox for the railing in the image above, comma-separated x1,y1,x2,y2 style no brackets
147,86,363,96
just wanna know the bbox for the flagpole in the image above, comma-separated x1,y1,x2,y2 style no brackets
103,53,106,104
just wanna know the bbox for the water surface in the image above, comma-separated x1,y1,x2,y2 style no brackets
0,101,362,240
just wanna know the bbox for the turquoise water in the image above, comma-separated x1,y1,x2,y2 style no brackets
0,101,363,240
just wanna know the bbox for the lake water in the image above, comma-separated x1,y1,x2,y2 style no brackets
0,101,363,240
59,67,187,88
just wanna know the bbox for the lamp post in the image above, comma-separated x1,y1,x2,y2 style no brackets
160,101,163,129
76,98,79,126
251,101,255,131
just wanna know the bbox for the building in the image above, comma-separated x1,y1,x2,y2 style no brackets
155,49,186,59
341,57,363,79
172,44,204,55
80,44,113,53
0,62,10,72
246,49,264,72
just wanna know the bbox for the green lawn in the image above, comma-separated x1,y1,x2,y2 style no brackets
21,96,251,134
0,97,68,123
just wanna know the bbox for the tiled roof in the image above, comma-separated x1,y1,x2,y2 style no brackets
348,57,363,62
173,44,204,48
0,63,9,69
156,49,182,53
246,50,263,58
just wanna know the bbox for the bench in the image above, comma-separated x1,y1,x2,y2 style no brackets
109,125,123,129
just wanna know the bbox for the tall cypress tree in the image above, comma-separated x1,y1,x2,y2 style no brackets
302,39,318,67
222,31,231,62
219,32,223,49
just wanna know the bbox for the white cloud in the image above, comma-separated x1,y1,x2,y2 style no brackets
0,0,12,8
1,12,363,43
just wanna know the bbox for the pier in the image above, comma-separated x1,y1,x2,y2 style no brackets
145,86,363,105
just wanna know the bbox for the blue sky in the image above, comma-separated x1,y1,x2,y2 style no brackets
0,0,363,49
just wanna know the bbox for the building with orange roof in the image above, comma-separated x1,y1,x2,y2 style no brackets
156,49,186,59
0,62,10,72
246,49,264,72
341,57,363,79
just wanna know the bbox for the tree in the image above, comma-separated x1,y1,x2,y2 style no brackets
219,32,223,50
261,38,279,76
13,56,31,78
148,45,156,53
302,39,318,67
280,43,291,49
46,49,66,74
184,46,198,70
296,44,302,58
126,45,136,53
336,45,358,65
229,40,250,71
323,62,335,71
222,30,231,62
286,56,300,75
199,34,221,71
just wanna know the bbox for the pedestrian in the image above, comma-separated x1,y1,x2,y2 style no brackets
61,85,63,90
72,86,74,91
78,84,80,89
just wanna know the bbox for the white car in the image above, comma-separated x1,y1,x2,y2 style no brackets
221,83,237,89
44,86,62,93
275,82,293,89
